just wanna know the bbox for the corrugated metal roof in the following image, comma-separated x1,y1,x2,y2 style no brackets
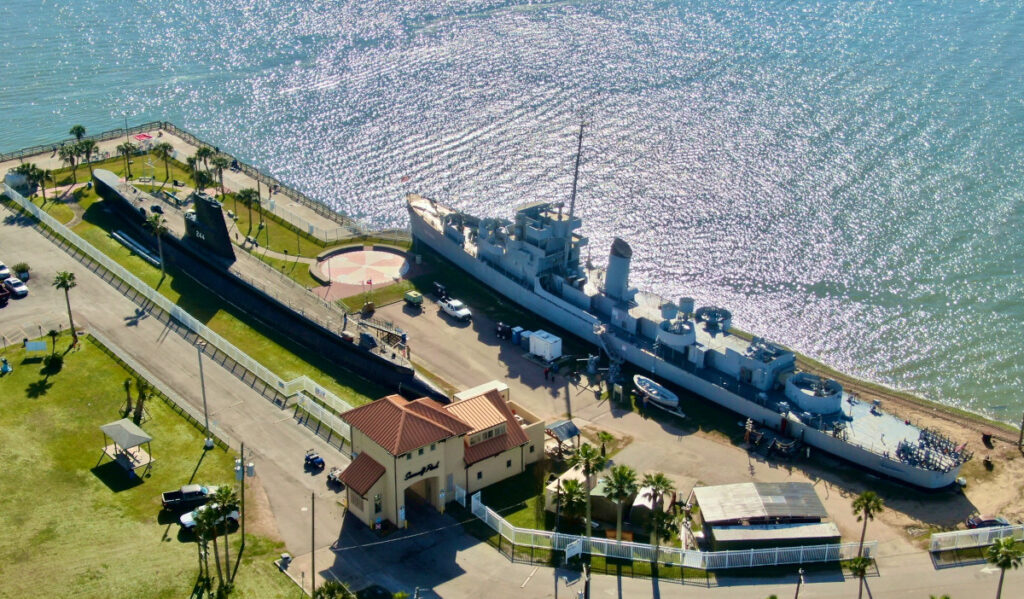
710,522,840,543
545,420,581,442
693,482,829,524
338,452,385,497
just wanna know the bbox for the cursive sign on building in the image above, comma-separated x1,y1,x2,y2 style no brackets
405,461,440,481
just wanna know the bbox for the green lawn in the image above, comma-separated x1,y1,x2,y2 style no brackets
249,251,322,290
26,194,76,224
0,335,298,599
50,152,195,189
222,193,326,259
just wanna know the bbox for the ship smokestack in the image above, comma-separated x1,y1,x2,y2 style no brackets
605,237,632,300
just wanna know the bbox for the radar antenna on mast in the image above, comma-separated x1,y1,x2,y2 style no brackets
564,121,585,270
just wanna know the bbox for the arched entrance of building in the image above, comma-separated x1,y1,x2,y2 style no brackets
402,475,442,527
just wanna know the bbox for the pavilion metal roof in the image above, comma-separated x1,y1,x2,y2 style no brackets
100,418,152,450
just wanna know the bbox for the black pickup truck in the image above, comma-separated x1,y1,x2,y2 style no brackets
0,285,9,307
161,484,218,511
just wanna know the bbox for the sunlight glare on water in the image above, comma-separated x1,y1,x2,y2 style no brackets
2,0,1022,421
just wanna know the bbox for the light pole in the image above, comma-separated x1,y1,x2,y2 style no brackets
196,340,214,449
235,443,256,579
794,567,805,599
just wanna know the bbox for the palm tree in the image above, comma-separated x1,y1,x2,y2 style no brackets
152,142,174,182
212,486,239,581
117,141,138,179
314,580,356,599
196,505,224,587
641,472,676,557
195,146,214,173
146,212,168,278
78,139,98,175
567,443,607,538
848,555,871,599
236,188,259,236
602,464,638,541
47,329,60,355
39,168,53,202
133,377,149,424
210,155,229,200
52,271,78,343
986,536,1023,599
851,491,884,556
58,145,79,184
557,478,587,528
597,431,614,457
193,511,213,591
69,124,85,141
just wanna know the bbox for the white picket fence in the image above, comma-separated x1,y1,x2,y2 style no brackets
3,183,356,441
469,492,876,570
929,524,1024,552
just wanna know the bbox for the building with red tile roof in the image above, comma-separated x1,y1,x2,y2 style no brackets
337,381,544,529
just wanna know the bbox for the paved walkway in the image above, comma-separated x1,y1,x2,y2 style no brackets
0,126,347,236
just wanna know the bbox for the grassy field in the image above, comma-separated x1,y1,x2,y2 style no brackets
0,335,299,599
46,187,386,407
49,152,195,188
222,193,326,259
249,251,322,290
26,194,76,224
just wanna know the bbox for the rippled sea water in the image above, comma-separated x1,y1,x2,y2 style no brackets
2,0,1022,422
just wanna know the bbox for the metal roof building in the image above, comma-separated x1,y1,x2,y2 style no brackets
692,482,829,526
689,482,836,550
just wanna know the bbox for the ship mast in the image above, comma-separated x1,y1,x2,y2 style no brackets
564,121,585,271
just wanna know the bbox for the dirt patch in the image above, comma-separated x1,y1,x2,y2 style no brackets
244,475,284,543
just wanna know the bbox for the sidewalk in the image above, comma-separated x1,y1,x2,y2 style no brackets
0,126,347,237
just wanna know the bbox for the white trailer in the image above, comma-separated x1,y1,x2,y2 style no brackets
529,330,563,361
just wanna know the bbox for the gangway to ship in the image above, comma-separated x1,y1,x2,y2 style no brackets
593,324,625,385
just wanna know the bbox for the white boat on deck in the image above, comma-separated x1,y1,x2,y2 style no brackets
634,375,680,410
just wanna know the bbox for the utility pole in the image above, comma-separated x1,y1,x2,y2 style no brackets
196,340,214,450
311,492,316,597
794,567,805,599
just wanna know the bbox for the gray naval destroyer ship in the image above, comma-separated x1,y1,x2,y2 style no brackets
407,134,972,489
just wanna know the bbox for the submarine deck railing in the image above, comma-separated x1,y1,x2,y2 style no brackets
3,182,357,442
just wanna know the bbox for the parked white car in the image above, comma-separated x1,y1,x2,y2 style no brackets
179,503,239,529
3,277,28,298
439,298,472,322
0,261,10,280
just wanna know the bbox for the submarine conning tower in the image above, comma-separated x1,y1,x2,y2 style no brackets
605,237,633,301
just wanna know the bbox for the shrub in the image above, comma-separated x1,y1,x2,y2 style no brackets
13,262,30,275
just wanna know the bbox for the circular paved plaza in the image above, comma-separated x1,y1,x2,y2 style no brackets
316,249,410,286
